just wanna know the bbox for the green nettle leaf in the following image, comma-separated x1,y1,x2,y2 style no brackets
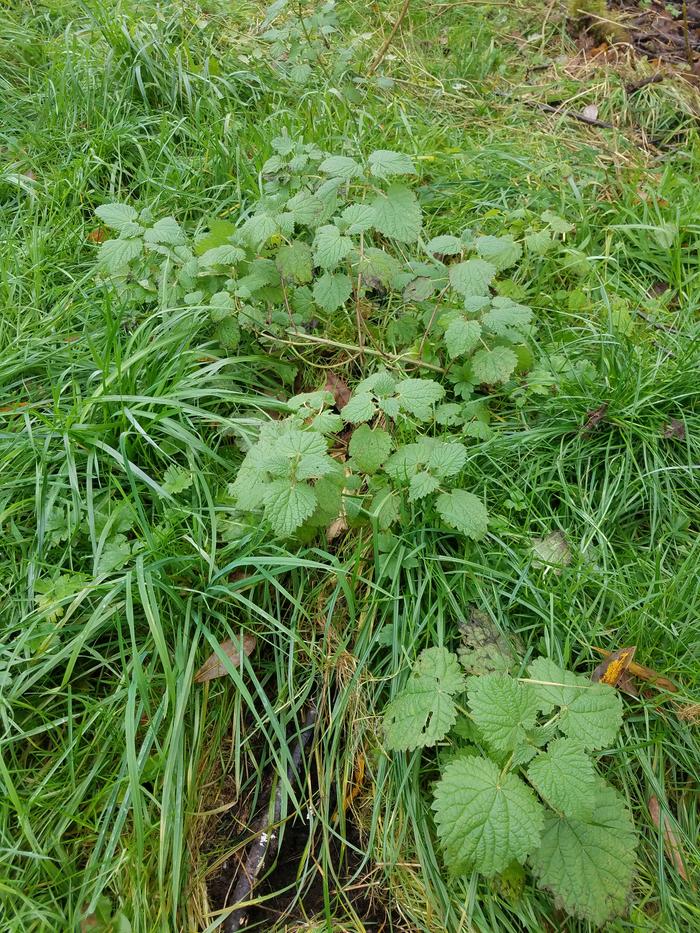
312,271,353,311
426,441,467,477
371,185,422,243
526,658,623,749
449,259,497,297
529,779,637,925
313,224,354,269
384,647,465,751
436,490,488,540
355,370,396,396
367,149,417,179
409,471,440,501
264,481,317,537
358,247,401,286
444,318,482,359
526,738,595,820
475,235,522,272
471,346,518,385
524,230,554,255
98,238,142,271
425,234,462,256
541,210,574,235
240,212,280,248
95,203,138,232
348,425,392,473
339,203,377,234
144,217,186,246
481,300,533,338
286,190,325,226
341,392,376,424
395,378,445,419
468,674,540,752
163,465,194,495
319,155,363,179
433,756,545,876
215,317,240,349
276,240,313,283
198,244,246,268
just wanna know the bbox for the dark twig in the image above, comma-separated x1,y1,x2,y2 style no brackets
368,0,411,76
223,703,318,932
625,74,664,95
531,101,614,129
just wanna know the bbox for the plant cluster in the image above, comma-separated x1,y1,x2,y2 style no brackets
383,648,637,926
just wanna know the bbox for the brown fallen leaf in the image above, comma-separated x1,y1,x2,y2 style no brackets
648,796,689,882
581,402,608,433
87,227,107,244
326,514,348,542
324,372,352,410
195,634,256,683
592,646,636,686
591,646,677,693
662,419,685,440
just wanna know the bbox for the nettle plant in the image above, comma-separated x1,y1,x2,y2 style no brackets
383,650,638,926
91,138,575,541
227,380,488,542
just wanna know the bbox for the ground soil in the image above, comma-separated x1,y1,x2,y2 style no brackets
613,1,700,72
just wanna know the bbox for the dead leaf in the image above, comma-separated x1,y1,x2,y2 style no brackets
87,227,107,244
532,530,571,572
582,402,608,433
648,796,689,882
195,634,256,683
326,514,348,542
324,372,351,410
458,608,517,675
674,702,700,724
662,419,685,440
582,103,599,121
592,646,636,686
591,646,677,693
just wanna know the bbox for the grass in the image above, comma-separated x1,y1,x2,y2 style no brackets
1,0,699,930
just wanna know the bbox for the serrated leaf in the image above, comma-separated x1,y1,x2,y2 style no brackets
530,779,637,925
475,235,522,272
427,441,466,477
348,425,392,474
276,240,313,283
263,481,317,536
319,155,362,179
426,234,462,256
95,203,138,232
339,203,376,234
286,190,325,226
526,658,623,749
468,674,540,752
481,299,533,336
355,370,396,396
409,471,440,501
199,244,246,268
96,534,132,574
313,271,353,312
341,392,376,424
371,184,422,243
526,738,595,819
384,647,465,751
436,490,488,540
214,317,240,349
240,212,279,248
524,230,554,255
444,318,482,359
471,346,518,385
98,237,142,271
449,259,496,297
368,149,417,179
163,465,194,494
143,217,186,246
403,276,437,302
541,210,574,235
395,378,445,420
313,224,354,270
433,756,544,876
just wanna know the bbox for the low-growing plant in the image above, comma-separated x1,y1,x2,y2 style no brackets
383,649,638,926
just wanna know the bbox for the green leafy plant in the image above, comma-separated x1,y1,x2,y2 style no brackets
383,650,637,926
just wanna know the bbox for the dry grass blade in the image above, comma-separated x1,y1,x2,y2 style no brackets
195,635,257,683
648,796,689,882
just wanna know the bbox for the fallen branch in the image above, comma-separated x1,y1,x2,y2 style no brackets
531,101,614,129
368,0,411,76
223,704,318,932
